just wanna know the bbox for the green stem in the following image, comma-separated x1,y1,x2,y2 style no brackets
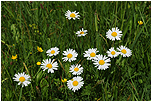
19,86,23,101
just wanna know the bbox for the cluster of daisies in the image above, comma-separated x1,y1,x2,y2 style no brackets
13,10,132,93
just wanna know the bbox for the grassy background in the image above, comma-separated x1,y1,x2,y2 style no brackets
1,1,151,101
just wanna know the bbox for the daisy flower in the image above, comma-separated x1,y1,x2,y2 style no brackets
106,47,120,58
83,48,99,60
65,10,80,20
69,64,83,75
106,27,123,41
117,45,132,57
76,28,88,37
62,48,78,62
93,54,111,70
40,59,58,73
11,54,17,59
13,72,31,87
46,47,60,57
67,76,84,92
37,46,43,52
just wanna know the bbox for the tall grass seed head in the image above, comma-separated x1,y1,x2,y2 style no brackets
67,76,84,92
46,47,60,57
106,27,123,41
69,64,83,75
13,72,31,87
117,45,132,57
76,28,88,37
65,10,80,20
106,47,120,58
93,54,111,70
40,59,58,73
83,48,99,60
62,48,78,62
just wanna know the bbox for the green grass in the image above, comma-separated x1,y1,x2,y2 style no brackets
1,1,151,101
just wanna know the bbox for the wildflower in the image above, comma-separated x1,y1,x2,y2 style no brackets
62,48,78,62
67,76,84,92
76,28,88,37
117,45,132,57
10,61,13,65
40,59,58,73
69,64,83,75
138,21,143,25
83,48,99,60
37,46,43,52
46,47,60,57
65,10,80,20
32,24,35,26
106,27,123,41
13,44,15,46
40,4,44,9
13,72,31,87
93,54,111,70
61,78,67,83
106,47,120,58
30,52,32,54
29,24,32,27
37,30,39,33
11,54,17,60
37,62,41,65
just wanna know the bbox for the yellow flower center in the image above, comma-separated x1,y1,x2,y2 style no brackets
90,52,96,57
74,67,79,72
73,81,78,86
51,50,55,54
111,51,116,55
99,60,105,65
121,49,127,54
67,53,73,58
70,13,76,18
80,31,84,34
46,64,52,69
111,32,117,37
19,76,25,82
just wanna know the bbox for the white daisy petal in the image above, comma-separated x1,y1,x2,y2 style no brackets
75,28,88,37
106,27,123,41
62,48,78,62
69,64,83,75
40,58,58,73
67,76,84,92
65,10,80,20
93,54,111,70
46,47,60,57
117,45,132,57
83,48,99,60
106,47,120,58
13,72,31,87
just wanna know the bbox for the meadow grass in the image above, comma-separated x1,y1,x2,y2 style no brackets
1,1,151,101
